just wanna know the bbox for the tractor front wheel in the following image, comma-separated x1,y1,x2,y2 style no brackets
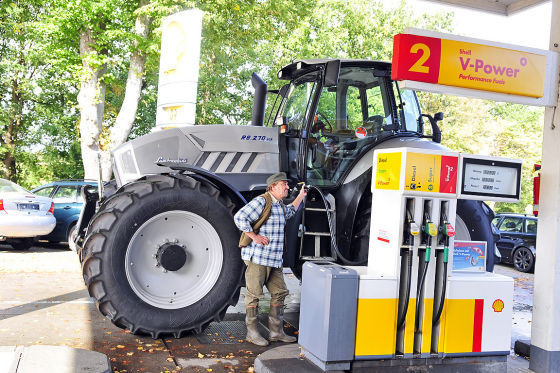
81,174,243,338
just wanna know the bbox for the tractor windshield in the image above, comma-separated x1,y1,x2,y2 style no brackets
306,66,421,186
276,64,423,187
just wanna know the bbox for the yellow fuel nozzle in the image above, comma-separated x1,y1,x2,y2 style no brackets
424,222,438,237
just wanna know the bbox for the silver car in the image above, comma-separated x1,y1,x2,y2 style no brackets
0,178,56,250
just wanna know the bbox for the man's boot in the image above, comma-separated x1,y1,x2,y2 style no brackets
245,307,269,346
268,305,296,343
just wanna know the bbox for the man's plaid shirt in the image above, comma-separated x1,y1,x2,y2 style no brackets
234,195,296,268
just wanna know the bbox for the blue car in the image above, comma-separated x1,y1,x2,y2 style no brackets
32,180,98,250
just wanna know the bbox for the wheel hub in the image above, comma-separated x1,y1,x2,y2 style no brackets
156,243,187,271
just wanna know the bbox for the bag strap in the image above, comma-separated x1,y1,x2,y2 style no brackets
238,192,273,248
252,192,273,232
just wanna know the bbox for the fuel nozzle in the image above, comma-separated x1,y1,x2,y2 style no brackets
422,221,438,261
409,222,420,237
289,182,309,198
404,202,419,246
439,222,455,263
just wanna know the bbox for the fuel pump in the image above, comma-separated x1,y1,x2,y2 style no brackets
299,147,521,371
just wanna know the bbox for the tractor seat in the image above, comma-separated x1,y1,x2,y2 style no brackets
363,115,384,135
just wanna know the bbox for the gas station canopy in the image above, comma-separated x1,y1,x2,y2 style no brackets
428,0,548,15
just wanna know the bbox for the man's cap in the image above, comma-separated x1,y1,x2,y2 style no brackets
267,172,289,187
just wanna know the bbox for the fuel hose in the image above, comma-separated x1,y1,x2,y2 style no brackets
302,184,368,266
397,247,413,330
432,246,449,326
397,209,416,330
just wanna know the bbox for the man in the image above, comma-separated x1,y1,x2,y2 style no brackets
234,172,307,346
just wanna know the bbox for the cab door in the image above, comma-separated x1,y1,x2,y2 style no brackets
279,71,321,181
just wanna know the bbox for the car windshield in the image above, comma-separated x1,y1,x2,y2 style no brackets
0,179,29,193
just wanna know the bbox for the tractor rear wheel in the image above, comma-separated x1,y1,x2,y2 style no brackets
81,174,243,338
454,199,496,272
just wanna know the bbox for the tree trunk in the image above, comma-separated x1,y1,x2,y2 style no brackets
101,0,152,180
1,77,22,181
78,28,107,181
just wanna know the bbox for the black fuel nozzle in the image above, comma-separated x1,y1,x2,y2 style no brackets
289,182,310,198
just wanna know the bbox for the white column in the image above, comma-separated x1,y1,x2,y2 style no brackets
530,1,560,371
156,9,203,128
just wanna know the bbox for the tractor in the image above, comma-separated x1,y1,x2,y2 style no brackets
77,59,497,338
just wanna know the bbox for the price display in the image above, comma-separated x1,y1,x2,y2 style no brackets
460,157,521,201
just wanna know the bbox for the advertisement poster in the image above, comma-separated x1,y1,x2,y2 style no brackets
453,240,487,272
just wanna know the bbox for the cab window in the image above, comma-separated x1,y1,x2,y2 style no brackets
306,66,393,187
394,83,421,132
281,72,320,131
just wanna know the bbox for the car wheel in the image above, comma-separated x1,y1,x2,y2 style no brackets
513,247,534,273
10,238,34,250
67,224,78,252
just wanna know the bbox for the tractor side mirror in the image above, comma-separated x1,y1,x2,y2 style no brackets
421,113,442,144
434,112,444,122
324,60,340,87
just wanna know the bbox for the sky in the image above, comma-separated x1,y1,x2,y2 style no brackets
388,0,552,50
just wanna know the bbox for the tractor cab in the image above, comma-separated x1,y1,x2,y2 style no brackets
272,59,429,188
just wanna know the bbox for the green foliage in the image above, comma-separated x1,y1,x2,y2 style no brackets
418,92,543,214
0,0,80,185
3,0,545,216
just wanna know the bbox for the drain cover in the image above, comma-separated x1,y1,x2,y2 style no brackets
197,321,268,344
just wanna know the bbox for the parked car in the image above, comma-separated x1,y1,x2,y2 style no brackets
32,180,98,251
492,213,537,273
0,178,56,250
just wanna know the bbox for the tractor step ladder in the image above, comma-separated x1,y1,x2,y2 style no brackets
300,193,337,262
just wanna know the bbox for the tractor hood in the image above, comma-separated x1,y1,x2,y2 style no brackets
112,125,279,191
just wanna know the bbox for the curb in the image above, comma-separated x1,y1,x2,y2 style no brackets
0,345,111,373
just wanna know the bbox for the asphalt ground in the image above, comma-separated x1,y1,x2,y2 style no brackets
0,242,531,372
0,242,300,373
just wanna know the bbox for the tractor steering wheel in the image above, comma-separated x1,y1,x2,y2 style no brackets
316,111,333,132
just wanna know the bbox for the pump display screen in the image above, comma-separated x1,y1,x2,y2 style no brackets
461,157,521,200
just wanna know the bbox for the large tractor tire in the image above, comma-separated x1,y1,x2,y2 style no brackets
455,199,497,272
81,174,244,338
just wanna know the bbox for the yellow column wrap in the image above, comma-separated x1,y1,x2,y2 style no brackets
355,298,398,357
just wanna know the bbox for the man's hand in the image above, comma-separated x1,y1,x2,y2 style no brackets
298,183,308,198
291,183,307,210
253,234,270,246
246,231,269,246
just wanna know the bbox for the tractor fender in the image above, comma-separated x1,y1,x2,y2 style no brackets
161,163,248,210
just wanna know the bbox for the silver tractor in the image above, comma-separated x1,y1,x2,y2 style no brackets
77,59,498,338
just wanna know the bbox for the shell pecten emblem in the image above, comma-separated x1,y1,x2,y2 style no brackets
492,299,505,312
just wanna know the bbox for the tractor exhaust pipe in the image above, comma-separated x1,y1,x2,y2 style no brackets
251,73,267,126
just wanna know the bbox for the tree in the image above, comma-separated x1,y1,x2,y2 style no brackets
0,1,82,186
419,92,544,213
0,1,43,180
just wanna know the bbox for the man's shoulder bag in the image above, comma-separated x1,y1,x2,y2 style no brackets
238,192,273,248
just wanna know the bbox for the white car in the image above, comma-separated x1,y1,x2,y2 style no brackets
0,178,56,250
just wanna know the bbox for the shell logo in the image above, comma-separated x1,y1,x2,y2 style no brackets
492,299,505,312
